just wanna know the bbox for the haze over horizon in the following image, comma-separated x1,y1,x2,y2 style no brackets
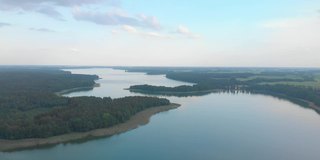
1,0,320,67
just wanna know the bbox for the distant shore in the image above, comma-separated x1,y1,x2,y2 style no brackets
0,103,180,152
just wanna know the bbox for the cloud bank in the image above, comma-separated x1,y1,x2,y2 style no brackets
0,0,163,30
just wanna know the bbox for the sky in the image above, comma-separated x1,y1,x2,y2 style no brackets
0,0,320,67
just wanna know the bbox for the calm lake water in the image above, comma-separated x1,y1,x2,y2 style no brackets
2,68,320,160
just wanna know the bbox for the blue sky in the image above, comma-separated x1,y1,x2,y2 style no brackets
0,0,319,67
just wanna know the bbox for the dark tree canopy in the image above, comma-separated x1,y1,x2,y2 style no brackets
0,67,170,139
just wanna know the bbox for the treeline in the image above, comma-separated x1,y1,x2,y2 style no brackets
129,69,320,109
165,72,315,85
0,68,171,140
245,84,320,106
166,72,253,83
0,96,169,139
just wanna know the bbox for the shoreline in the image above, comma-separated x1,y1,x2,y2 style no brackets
0,103,180,152
248,90,320,113
129,88,320,112
55,83,101,96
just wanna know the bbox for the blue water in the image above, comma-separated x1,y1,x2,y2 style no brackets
2,68,320,160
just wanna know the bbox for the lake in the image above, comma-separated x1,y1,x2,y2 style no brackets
2,68,320,160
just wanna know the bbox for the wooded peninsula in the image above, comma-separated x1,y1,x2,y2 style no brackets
0,67,173,143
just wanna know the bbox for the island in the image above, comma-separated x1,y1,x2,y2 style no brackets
0,66,179,151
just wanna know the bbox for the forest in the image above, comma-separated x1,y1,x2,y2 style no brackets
0,67,170,139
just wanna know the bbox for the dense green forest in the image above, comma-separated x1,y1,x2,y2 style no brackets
0,67,170,139
127,67,320,109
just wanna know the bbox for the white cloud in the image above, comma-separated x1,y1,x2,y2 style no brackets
175,25,200,39
143,32,168,38
116,25,170,39
121,25,138,33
